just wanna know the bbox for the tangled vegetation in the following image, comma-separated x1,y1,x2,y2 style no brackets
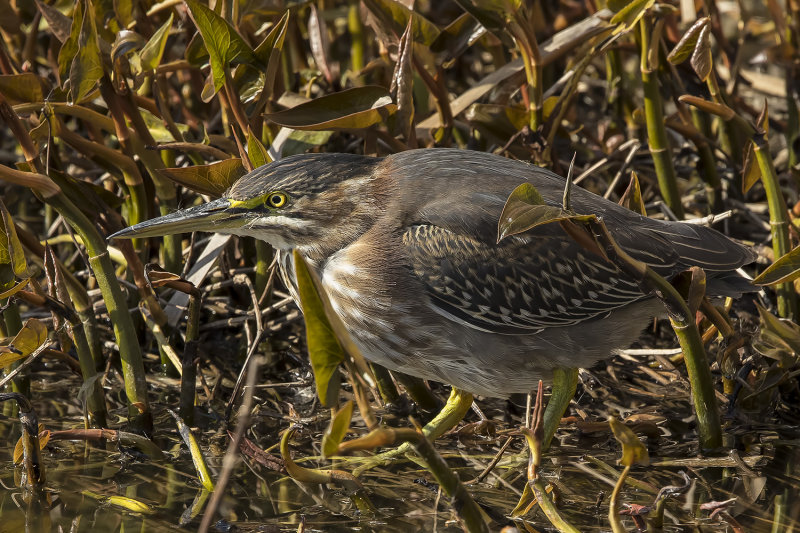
1,0,799,531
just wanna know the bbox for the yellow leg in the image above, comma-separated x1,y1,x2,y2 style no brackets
352,388,473,476
542,367,579,450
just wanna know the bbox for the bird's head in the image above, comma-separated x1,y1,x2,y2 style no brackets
110,153,383,257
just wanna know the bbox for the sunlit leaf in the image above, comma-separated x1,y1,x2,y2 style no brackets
246,128,272,168
184,0,257,101
742,141,762,194
0,278,30,299
251,10,289,104
430,12,486,60
69,0,104,104
609,0,656,32
679,95,736,120
753,244,800,286
497,182,594,242
667,17,708,65
0,318,47,369
158,159,245,197
609,417,649,467
265,87,397,131
322,400,353,458
293,250,344,407
140,13,173,71
618,171,647,216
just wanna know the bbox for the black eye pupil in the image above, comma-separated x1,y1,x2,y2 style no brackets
271,195,282,205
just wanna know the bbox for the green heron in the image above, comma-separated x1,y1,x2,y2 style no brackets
111,149,753,436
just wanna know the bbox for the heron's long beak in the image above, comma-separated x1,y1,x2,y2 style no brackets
108,198,243,240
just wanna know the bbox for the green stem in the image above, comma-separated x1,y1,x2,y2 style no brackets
542,367,578,450
754,141,797,319
608,465,630,533
640,18,683,218
48,194,151,430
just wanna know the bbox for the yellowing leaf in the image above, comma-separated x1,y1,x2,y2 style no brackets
158,159,245,198
322,400,353,459
609,417,649,467
140,13,173,71
0,318,48,369
753,244,800,286
497,182,594,242
265,87,397,131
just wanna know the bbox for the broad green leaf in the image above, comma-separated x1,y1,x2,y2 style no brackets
753,244,800,286
184,31,209,67
158,159,245,198
69,0,104,104
322,400,353,458
0,74,46,105
667,17,708,65
609,417,649,467
168,409,215,491
184,0,257,100
0,318,47,369
0,200,27,277
246,128,272,168
265,87,397,131
609,0,656,32
497,182,594,242
140,13,173,70
251,10,289,104
293,250,343,408
363,0,440,45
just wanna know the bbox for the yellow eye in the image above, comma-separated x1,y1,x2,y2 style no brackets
267,192,287,208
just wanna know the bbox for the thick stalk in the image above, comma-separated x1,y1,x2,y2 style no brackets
47,194,151,429
542,367,578,450
754,142,797,319
640,19,683,218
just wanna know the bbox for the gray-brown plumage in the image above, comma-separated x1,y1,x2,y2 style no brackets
112,148,755,397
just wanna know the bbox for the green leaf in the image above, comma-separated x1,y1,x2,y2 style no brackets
293,250,344,408
0,199,27,278
184,0,257,100
667,17,708,65
0,318,47,369
57,0,83,84
321,400,353,458
609,417,649,467
265,86,397,131
753,244,800,286
756,303,800,355
497,182,594,242
158,159,246,198
0,278,30,299
451,0,516,47
0,74,46,105
69,0,104,104
742,141,762,194
430,12,485,59
362,0,440,46
619,170,647,216
609,0,656,32
140,13,173,71
281,130,334,157
246,128,272,168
